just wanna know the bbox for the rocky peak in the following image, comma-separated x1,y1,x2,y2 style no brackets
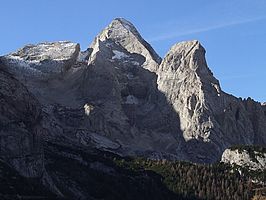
156,40,265,163
157,40,221,142
158,40,219,86
89,18,161,72
97,18,140,42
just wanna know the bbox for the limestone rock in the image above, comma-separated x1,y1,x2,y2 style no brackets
221,147,266,171
78,33,185,159
157,40,266,162
89,18,161,72
1,41,80,80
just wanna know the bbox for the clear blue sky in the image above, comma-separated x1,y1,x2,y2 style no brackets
1,0,265,102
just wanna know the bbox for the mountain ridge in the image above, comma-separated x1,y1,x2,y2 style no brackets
0,18,266,199
0,18,265,163
0,17,265,199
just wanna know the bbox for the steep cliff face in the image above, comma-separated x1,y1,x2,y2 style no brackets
157,40,266,162
0,68,44,177
76,19,185,159
90,18,162,72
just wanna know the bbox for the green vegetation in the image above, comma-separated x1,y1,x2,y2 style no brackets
0,142,265,200
114,158,257,200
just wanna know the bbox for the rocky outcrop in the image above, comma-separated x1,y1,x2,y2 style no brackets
221,146,266,171
0,68,44,177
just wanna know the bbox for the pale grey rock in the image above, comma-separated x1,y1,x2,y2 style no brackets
77,37,185,159
89,18,161,72
1,41,80,80
158,40,221,142
221,148,266,171
157,40,266,162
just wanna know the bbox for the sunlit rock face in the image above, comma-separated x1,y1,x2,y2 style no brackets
157,40,266,162
221,147,266,171
90,18,162,72
1,41,80,79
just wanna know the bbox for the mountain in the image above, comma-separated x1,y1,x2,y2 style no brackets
0,18,265,199
157,40,266,162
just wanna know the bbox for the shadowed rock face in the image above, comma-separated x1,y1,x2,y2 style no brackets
0,68,43,177
0,18,265,170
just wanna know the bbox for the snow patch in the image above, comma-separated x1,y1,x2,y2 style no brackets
4,55,42,75
112,50,129,60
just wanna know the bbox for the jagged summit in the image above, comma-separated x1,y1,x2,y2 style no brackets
111,18,141,38
158,40,221,144
169,39,201,51
157,39,266,162
159,40,220,90
89,18,161,72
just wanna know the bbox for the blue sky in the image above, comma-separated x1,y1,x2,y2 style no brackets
1,0,266,102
